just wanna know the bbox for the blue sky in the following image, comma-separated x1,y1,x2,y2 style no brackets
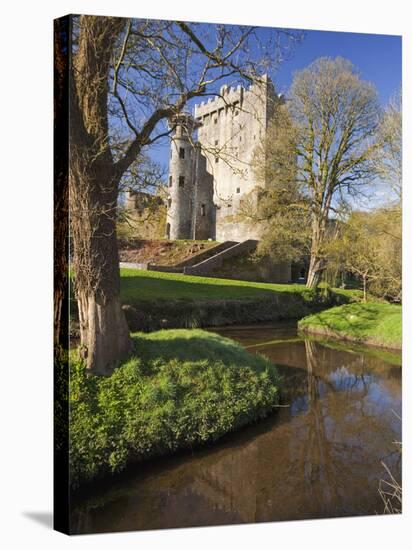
148,27,402,178
274,29,401,103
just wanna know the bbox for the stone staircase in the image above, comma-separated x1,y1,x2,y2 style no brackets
120,239,259,277
175,241,238,268
183,240,259,276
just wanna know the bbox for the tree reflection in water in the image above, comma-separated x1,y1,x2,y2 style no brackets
71,325,401,534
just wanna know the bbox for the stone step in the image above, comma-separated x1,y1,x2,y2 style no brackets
183,240,259,276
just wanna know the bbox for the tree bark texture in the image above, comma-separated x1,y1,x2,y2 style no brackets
306,216,327,289
69,16,132,374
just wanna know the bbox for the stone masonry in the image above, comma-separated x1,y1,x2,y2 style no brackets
166,75,280,242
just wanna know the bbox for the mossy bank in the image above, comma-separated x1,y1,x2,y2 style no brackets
68,329,281,488
298,302,401,350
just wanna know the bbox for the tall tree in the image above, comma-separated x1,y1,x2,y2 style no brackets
255,57,380,288
68,15,302,374
375,92,402,201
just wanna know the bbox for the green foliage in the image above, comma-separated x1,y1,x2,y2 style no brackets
299,302,401,349
326,209,402,301
69,329,281,487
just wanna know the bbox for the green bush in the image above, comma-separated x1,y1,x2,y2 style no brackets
69,330,281,487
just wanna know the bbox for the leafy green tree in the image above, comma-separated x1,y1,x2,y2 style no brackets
254,57,380,288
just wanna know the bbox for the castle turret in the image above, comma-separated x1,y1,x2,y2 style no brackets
166,113,196,240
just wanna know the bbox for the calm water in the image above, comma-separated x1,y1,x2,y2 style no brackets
70,324,402,534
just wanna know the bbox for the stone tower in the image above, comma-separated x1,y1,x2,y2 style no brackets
166,114,215,240
166,113,196,240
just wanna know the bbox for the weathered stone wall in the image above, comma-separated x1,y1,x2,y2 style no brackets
194,75,276,242
192,148,216,240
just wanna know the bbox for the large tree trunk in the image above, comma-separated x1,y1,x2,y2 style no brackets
306,218,326,289
69,16,132,374
306,254,323,289
70,159,133,375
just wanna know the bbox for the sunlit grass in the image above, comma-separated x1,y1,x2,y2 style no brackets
298,302,401,349
120,268,360,303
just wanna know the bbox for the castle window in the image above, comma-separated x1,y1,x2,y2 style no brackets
167,198,172,208
201,204,206,216
227,204,232,208
239,136,242,142
214,117,218,124
215,157,219,163
236,187,240,194
179,147,185,159
179,176,185,187
168,176,172,187
214,139,219,146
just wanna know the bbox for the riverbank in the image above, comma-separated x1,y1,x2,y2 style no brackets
119,269,360,331
298,302,402,350
69,329,281,488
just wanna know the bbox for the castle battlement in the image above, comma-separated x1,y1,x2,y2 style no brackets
194,75,271,120
166,74,275,242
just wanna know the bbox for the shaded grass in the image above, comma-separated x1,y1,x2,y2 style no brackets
69,329,281,488
298,302,402,350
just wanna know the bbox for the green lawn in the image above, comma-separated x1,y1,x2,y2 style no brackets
298,301,402,349
69,329,281,487
120,268,359,303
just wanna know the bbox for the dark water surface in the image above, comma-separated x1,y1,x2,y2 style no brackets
71,324,401,534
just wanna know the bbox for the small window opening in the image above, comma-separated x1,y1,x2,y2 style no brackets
167,198,172,208
168,176,172,187
179,176,185,187
201,204,206,216
179,147,185,159
236,187,240,194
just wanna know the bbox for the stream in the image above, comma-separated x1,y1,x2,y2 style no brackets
70,323,402,533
